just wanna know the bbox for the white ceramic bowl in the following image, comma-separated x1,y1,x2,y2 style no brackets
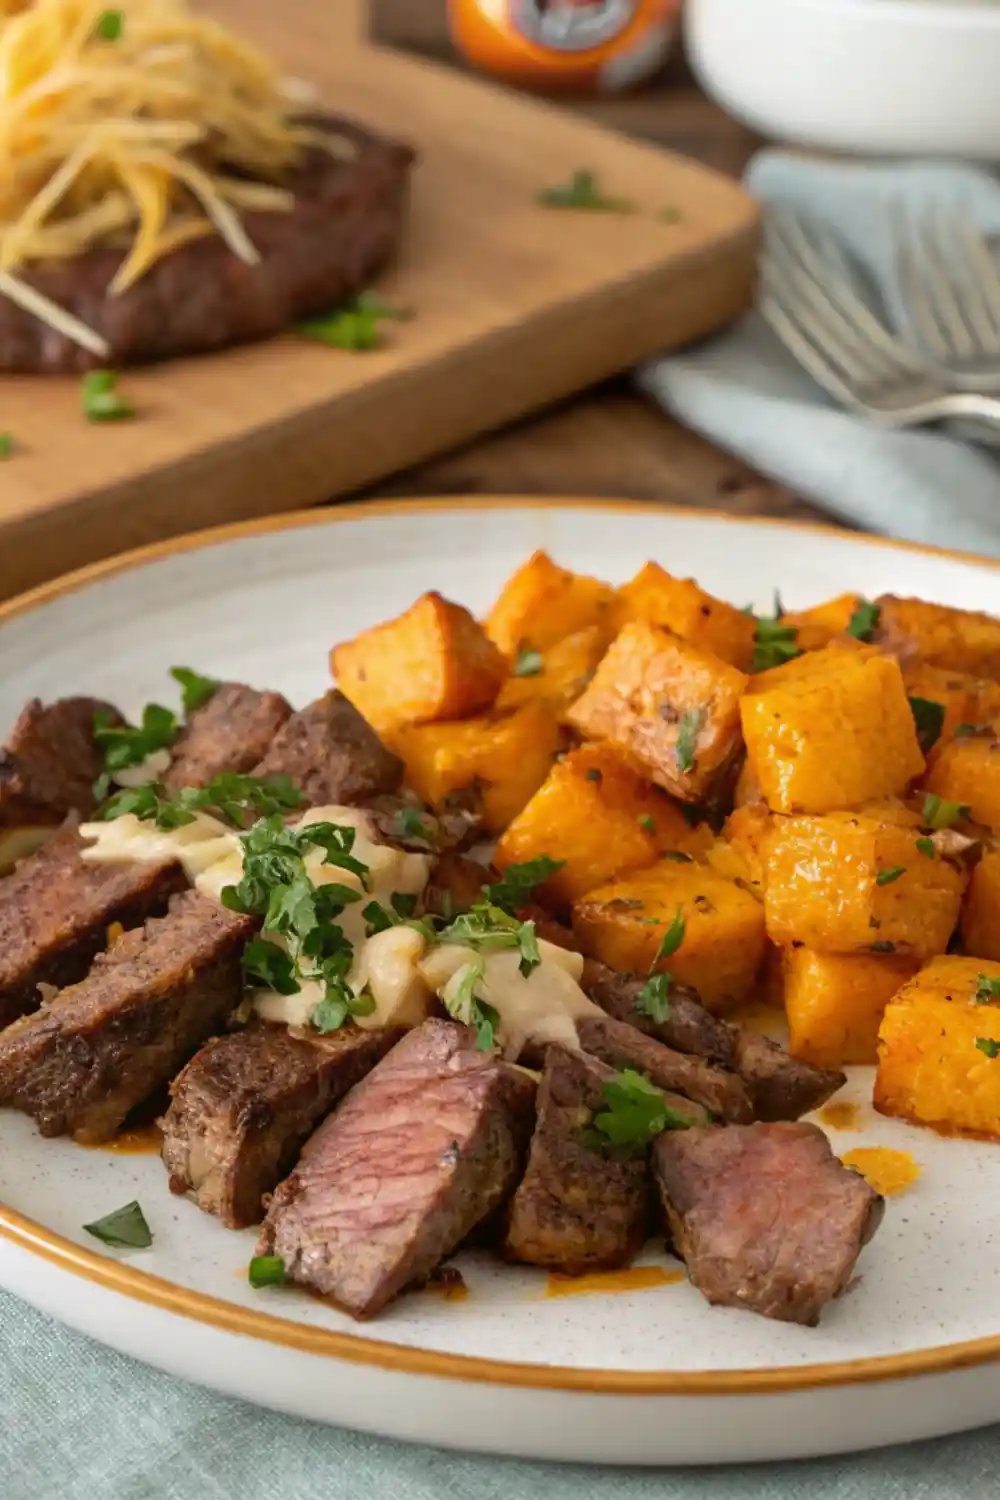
684,0,1000,160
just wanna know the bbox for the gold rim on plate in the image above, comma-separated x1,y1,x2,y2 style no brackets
2,494,999,1397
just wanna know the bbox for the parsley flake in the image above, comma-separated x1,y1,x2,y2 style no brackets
921,793,970,830
538,169,634,212
443,958,500,1050
675,708,705,774
82,368,134,421
638,814,656,833
248,1255,286,1288
908,696,945,756
438,902,542,977
974,974,1000,1005
0,432,13,459
83,1200,152,1250
484,855,565,914
296,292,412,351
751,609,800,672
585,1070,695,1153
976,1037,1000,1059
846,598,880,641
93,702,177,778
94,9,123,39
99,772,305,830
242,940,299,995
169,666,220,715
875,866,905,887
651,908,685,969
635,971,671,1024
512,646,544,678
915,837,935,859
395,807,437,848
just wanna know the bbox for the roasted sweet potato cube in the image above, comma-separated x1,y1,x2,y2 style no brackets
783,948,920,1069
494,744,713,908
876,595,1000,678
875,955,1000,1139
614,563,755,670
496,626,607,720
961,850,1000,962
922,730,1000,833
741,649,925,814
748,640,879,695
566,621,747,803
734,758,764,807
706,804,773,897
485,551,615,659
765,812,966,959
390,701,561,835
572,865,767,1013
332,591,506,731
783,594,862,652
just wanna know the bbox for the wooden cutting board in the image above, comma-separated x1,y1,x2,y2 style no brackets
0,0,758,600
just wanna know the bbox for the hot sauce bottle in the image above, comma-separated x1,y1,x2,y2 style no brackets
448,0,680,96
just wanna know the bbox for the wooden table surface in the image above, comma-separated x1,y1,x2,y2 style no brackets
365,0,828,527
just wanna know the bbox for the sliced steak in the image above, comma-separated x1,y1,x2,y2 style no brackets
161,1020,402,1228
258,1019,532,1318
163,684,292,791
0,697,122,825
581,959,738,1070
574,1014,753,1124
0,822,186,1030
734,1030,845,1123
0,890,253,1141
653,1121,884,1325
504,1045,654,1275
251,691,403,809
0,116,414,374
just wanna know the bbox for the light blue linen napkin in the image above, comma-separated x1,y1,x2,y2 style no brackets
639,153,1000,557
2,1286,999,1500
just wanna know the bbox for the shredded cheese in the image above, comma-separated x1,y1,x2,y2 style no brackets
0,0,355,304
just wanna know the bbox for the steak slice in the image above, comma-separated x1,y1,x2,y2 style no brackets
653,1121,884,1325
251,690,403,808
0,115,414,374
258,1019,532,1318
0,890,253,1141
0,696,122,826
161,1020,402,1228
504,1045,651,1275
163,683,292,791
0,822,186,1030
574,1014,753,1124
734,1030,845,1123
581,959,738,1070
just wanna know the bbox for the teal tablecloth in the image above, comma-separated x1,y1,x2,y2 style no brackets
2,1288,998,1500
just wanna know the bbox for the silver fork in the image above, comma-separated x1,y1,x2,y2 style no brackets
760,213,1000,434
893,202,1000,391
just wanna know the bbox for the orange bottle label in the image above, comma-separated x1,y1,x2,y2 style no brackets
450,0,679,94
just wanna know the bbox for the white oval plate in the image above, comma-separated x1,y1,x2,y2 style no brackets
3,498,1000,1468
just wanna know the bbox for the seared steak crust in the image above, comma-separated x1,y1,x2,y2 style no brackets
0,116,414,374
0,890,253,1141
504,1045,650,1275
733,1031,844,1122
653,1121,884,1325
251,690,403,808
161,1020,401,1228
574,1013,753,1124
0,822,185,1030
258,1019,531,1318
581,959,738,1070
0,697,122,826
163,684,292,791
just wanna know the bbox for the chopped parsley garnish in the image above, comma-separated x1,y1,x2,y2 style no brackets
83,1200,152,1250
915,837,935,859
391,891,418,918
296,292,412,351
661,850,693,863
82,368,134,421
675,708,705,774
584,1070,695,1153
875,866,905,887
93,702,177,783
538,169,634,212
974,974,1000,1004
443,958,500,1051
94,9,123,39
870,940,896,953
634,972,671,1024
312,988,375,1033
512,646,544,678
584,767,603,783
750,608,800,672
921,793,970,830
955,723,986,739
638,814,656,833
438,902,541,977
846,598,880,641
483,855,565,915
651,908,685,968
169,666,220,715
394,807,437,848
248,1255,286,1289
0,433,13,459
242,940,299,995
976,1037,1000,1059
908,696,945,756
99,772,305,830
